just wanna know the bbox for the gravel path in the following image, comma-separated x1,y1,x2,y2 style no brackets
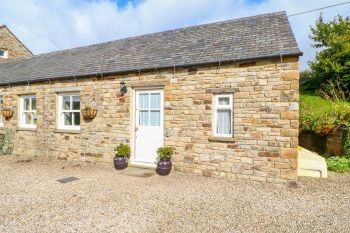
0,155,349,233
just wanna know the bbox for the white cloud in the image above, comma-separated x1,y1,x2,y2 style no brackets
0,0,349,70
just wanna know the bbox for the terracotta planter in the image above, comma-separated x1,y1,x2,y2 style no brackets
156,159,172,176
82,108,97,120
2,109,13,120
113,156,128,170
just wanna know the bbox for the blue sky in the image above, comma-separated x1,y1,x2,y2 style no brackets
0,0,349,70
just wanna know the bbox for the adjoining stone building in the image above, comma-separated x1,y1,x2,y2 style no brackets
0,25,32,62
0,12,302,184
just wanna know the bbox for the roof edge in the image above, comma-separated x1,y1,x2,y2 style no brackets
0,51,302,86
4,11,288,61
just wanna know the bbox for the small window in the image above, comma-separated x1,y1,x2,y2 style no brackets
213,94,233,137
0,49,8,58
0,96,3,126
19,95,37,128
138,92,161,126
57,92,80,130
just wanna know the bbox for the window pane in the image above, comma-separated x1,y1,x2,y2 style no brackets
139,110,149,126
32,113,37,125
150,93,160,109
24,98,30,110
216,109,231,135
150,110,160,126
64,112,72,126
63,96,70,110
72,96,80,110
0,50,4,57
73,112,80,126
218,97,230,106
31,98,36,110
24,112,32,125
139,93,149,109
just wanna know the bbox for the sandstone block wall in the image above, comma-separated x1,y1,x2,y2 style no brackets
0,26,32,62
0,57,299,184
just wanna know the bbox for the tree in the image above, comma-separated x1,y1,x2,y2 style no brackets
309,14,350,100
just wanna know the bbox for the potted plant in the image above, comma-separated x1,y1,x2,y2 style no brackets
81,106,97,120
113,143,130,170
156,146,173,176
2,107,13,120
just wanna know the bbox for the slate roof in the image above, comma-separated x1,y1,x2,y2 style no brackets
0,11,301,85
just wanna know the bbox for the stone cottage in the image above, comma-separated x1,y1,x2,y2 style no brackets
0,25,32,62
0,12,302,184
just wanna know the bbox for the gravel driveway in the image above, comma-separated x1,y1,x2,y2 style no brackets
0,156,349,233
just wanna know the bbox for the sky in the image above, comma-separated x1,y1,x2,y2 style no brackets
0,0,349,70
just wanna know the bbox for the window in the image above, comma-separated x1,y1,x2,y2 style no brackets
57,92,80,130
19,95,37,128
0,49,8,58
138,91,161,126
213,94,233,137
0,96,3,126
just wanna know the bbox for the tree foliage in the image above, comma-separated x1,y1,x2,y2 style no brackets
309,14,350,99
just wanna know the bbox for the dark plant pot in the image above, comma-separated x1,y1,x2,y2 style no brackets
113,156,128,170
156,159,172,176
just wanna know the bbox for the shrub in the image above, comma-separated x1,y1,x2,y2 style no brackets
326,156,350,173
114,143,130,158
0,129,15,155
156,146,173,160
300,94,350,135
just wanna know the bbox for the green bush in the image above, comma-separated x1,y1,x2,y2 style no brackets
300,94,350,135
156,146,173,160
114,143,130,158
326,156,350,172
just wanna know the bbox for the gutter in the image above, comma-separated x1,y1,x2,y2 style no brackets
0,51,303,86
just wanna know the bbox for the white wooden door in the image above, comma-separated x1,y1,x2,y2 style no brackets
134,90,164,165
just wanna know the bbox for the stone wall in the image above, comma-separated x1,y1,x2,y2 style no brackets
0,57,299,184
0,26,32,62
299,130,344,156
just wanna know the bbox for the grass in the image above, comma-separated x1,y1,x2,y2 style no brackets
300,93,350,135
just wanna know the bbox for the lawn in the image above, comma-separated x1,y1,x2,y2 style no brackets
0,156,350,232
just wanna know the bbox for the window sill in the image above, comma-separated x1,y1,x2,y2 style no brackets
208,136,235,142
54,129,81,134
17,127,37,132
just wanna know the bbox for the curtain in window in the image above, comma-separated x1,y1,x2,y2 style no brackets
217,109,231,135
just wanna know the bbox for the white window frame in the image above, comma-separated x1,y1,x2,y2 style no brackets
0,95,3,127
0,49,8,58
213,94,233,137
19,95,37,129
57,92,80,131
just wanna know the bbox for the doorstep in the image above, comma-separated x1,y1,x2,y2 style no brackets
117,166,155,178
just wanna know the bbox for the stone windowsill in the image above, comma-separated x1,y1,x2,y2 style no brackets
208,136,235,142
206,87,238,94
17,127,37,132
54,129,81,134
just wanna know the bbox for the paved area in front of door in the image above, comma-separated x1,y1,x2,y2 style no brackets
1,155,350,233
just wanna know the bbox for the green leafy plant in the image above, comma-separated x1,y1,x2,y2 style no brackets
326,156,350,172
0,129,15,155
114,143,130,158
156,146,173,160
300,94,350,135
309,14,350,99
